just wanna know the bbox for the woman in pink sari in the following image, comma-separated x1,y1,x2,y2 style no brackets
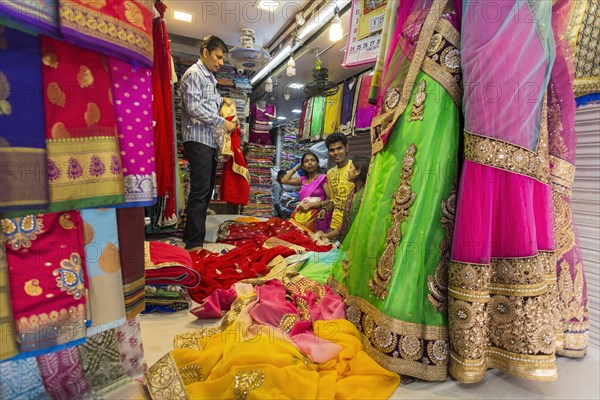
449,0,559,383
281,152,332,233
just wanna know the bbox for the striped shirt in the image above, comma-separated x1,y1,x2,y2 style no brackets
180,60,225,148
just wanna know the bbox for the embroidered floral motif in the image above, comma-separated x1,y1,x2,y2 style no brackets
88,155,106,177
2,215,44,251
67,157,83,180
53,252,85,300
408,80,427,121
110,155,121,175
145,353,188,400
369,144,417,299
47,159,62,181
180,364,204,385
233,370,265,400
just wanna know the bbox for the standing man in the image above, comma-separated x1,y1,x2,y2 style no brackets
181,35,235,251
320,132,354,231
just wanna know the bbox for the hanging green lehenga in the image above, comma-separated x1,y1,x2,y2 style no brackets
329,0,462,381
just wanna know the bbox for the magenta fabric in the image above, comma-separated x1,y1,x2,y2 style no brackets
36,347,92,400
190,287,238,319
249,103,276,145
248,280,344,363
354,72,376,132
299,174,328,202
109,58,157,207
451,161,554,262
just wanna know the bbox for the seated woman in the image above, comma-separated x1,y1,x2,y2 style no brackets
281,152,331,233
314,157,369,242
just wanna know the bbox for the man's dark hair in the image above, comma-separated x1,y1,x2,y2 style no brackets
201,35,228,55
325,132,347,149
276,170,286,184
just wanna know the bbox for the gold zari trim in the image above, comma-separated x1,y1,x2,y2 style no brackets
550,156,575,197
566,0,600,97
369,144,417,299
145,353,189,400
60,2,152,64
371,0,449,154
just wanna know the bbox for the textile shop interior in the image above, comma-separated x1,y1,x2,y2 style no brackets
0,0,599,399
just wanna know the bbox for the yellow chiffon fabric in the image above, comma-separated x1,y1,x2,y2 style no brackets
146,319,399,399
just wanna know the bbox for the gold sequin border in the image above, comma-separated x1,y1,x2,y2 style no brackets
145,353,190,400
550,156,576,198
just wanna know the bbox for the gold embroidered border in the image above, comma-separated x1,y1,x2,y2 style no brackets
450,347,558,383
60,2,152,65
17,303,87,349
371,0,449,154
464,130,549,185
46,135,124,203
145,353,190,400
436,18,460,48
369,144,417,299
566,0,600,97
550,156,576,197
0,147,48,208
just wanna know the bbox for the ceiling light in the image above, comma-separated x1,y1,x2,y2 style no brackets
329,7,343,42
257,0,279,11
288,83,304,89
292,109,302,113
299,0,350,40
277,116,287,120
173,10,193,23
251,45,291,84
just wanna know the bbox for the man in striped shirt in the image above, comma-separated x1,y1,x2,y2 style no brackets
181,35,235,251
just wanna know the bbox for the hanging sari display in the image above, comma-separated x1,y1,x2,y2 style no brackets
549,0,589,358
448,0,558,382
41,36,125,212
322,85,343,137
297,98,309,141
566,0,600,100
2,211,89,356
0,246,18,361
109,57,157,207
330,0,462,381
0,26,49,213
152,2,177,228
0,358,49,399
338,76,360,135
310,96,326,141
58,0,153,67
353,70,376,133
116,207,146,319
81,209,127,335
36,347,93,400
0,0,58,37
300,97,313,141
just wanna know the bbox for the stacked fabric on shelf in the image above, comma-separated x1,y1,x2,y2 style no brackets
280,121,302,170
143,241,201,313
244,144,277,217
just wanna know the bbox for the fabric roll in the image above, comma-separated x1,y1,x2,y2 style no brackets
116,207,146,319
80,209,127,335
109,57,157,207
0,26,49,213
144,241,200,288
41,36,125,212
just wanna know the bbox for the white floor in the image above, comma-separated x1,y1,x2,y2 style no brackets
140,309,600,399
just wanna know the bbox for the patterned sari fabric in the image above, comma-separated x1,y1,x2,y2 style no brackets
549,0,589,358
322,85,343,137
116,207,146,319
220,119,250,205
115,316,148,379
330,0,461,381
58,0,153,67
2,211,89,356
0,0,58,36
146,278,399,400
289,174,330,233
41,36,125,212
36,347,93,400
0,26,49,213
0,358,50,399
0,246,18,361
338,76,359,135
353,71,376,133
310,96,326,141
109,57,157,207
448,0,558,382
81,209,127,335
